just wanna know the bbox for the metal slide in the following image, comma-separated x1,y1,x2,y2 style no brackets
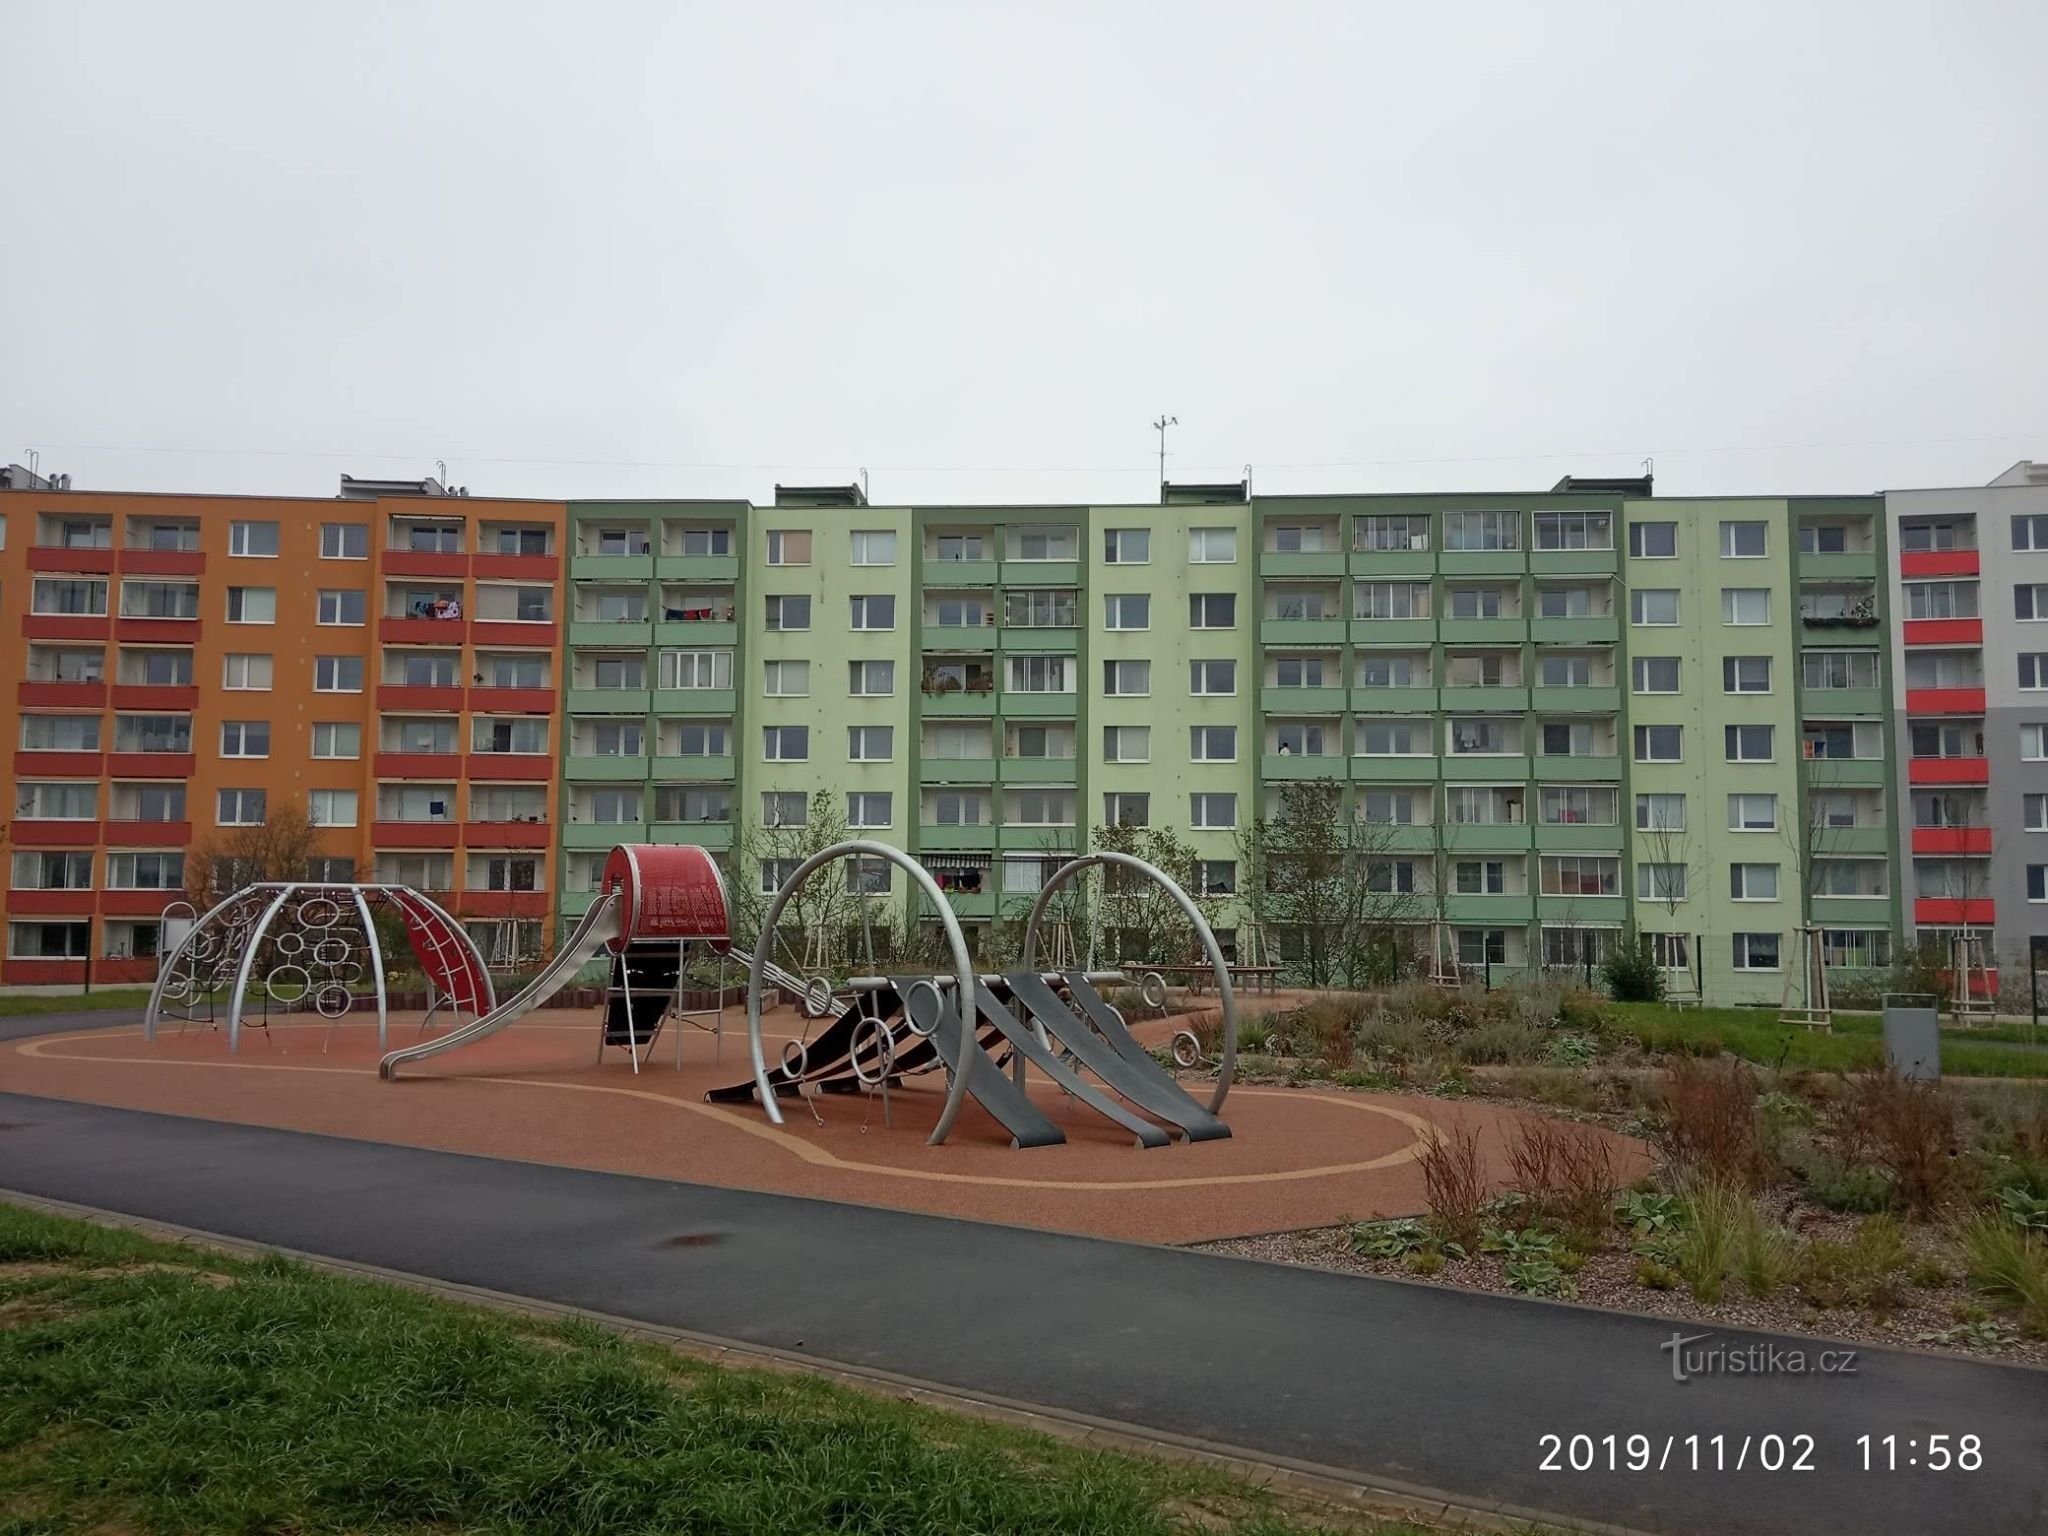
968,981,1169,1148
899,979,1065,1149
1004,970,1232,1142
379,895,622,1080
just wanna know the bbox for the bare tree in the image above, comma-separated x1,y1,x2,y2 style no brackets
1089,820,1221,965
186,802,323,911
1234,778,1414,987
1635,809,1710,994
728,790,863,972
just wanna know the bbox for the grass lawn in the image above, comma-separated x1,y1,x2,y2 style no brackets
0,988,157,1017
0,1204,1429,1536
1607,1003,2048,1079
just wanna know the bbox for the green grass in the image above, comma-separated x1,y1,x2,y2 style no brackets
1606,1003,2048,1079
0,988,159,1017
0,1203,1429,1536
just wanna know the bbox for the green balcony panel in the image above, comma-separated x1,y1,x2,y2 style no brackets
1438,685,1530,713
654,554,741,583
1806,757,1888,787
945,892,999,918
1797,552,1879,583
559,889,597,918
650,755,737,781
1350,684,1439,712
1350,755,1439,782
1530,684,1620,714
1444,823,1533,853
1533,821,1626,852
922,758,998,784
1808,895,1893,927
565,821,646,849
1534,754,1625,782
1537,894,1624,922
1439,550,1527,577
652,687,736,716
999,691,1079,717
652,620,739,647
1259,551,1347,579
998,627,1079,653
1802,687,1885,717
1260,685,1348,714
1442,753,1533,781
997,824,1080,853
1263,752,1346,781
1349,618,1435,646
999,560,1079,587
924,558,1000,586
919,689,999,717
1444,893,1534,924
1438,618,1526,646
1370,823,1439,852
565,754,650,782
1799,621,1883,647
1816,825,1891,855
1530,548,1619,577
998,756,1079,782
917,823,998,852
649,820,735,852
570,620,653,648
570,555,655,581
1527,617,1619,645
1259,618,1349,646
1347,548,1433,577
568,688,651,714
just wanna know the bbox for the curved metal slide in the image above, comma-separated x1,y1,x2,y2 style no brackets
379,895,622,1080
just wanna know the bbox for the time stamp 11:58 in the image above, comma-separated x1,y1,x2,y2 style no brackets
1860,1434,1982,1471
1537,1433,1985,1472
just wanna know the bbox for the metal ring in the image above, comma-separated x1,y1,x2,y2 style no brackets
189,933,220,963
1140,971,1169,1009
314,984,353,1019
314,938,351,966
802,976,833,1018
265,965,311,1004
903,979,944,1038
332,959,365,984
1171,1029,1204,1069
779,1037,809,1080
160,970,194,1004
849,1018,898,1086
274,931,305,957
296,897,341,928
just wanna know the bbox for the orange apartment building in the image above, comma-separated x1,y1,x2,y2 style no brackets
0,478,565,984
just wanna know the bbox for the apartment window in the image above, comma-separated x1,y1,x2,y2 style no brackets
1728,793,1778,831
849,594,896,630
1446,586,1503,620
763,659,808,696
840,859,891,897
1011,526,1078,561
925,724,992,760
1536,585,1600,619
1273,722,1327,756
764,595,811,631
217,788,266,826
1442,510,1520,551
1103,659,1151,696
1539,721,1596,757
1542,856,1619,897
1538,785,1616,826
105,853,182,890
1103,528,1150,564
1449,859,1500,896
1911,721,1982,760
1357,652,1422,687
1188,593,1236,629
762,791,808,827
1729,863,1780,901
320,523,368,560
666,723,727,757
229,521,279,557
2022,724,2048,761
1634,724,1682,762
586,721,644,757
1104,593,1152,631
1447,785,1522,825
849,530,896,566
1006,654,1074,693
1357,790,1417,825
1803,651,1881,689
1719,521,1768,558
2020,655,2048,691
1725,724,1775,762
119,580,200,619
220,653,273,690
1809,720,1886,760
2033,868,2048,903
590,526,649,557
661,649,734,690
1732,933,1781,971
308,789,358,828
1537,654,1592,688
1628,521,1677,558
930,791,988,827
1356,514,1430,551
764,529,811,566
1635,793,1685,831
1192,860,1235,897
2017,585,2048,621
933,533,985,562
847,725,894,762
16,783,97,820
1189,659,1236,695
1533,510,1612,550
115,713,191,754
220,721,269,758
9,922,90,960
1368,859,1421,895
1637,864,1688,902
1104,792,1151,827
1904,581,1978,620
1190,725,1237,762
311,722,360,759
226,587,276,623
31,578,109,616
1723,656,1772,693
1273,655,1327,687
845,659,895,697
1723,589,1771,626
21,716,100,751
1354,581,1429,620
847,792,892,829
1269,525,1327,553
756,858,803,895
1189,527,1236,563
1631,590,1679,625
1358,719,1429,755
763,725,809,761
11,852,94,890
1007,790,1075,826
110,784,182,822
1812,860,1887,898
2026,794,2048,831
1103,726,1150,763
313,657,364,692
315,589,366,626
1457,929,1508,967
1189,793,1238,829
2013,514,2048,551
1004,588,1075,628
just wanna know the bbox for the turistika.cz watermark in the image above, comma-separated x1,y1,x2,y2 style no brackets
1661,1331,1858,1382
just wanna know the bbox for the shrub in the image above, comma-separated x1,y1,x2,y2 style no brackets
1736,1219,1800,1299
1673,1182,1747,1302
1508,1117,1618,1244
1959,1216,2048,1332
1601,932,1667,1003
1418,1123,1488,1251
1505,1257,1574,1297
1994,1187,2048,1232
1795,1216,1911,1312
1351,1217,1432,1259
1637,1258,1680,1290
1658,1057,1772,1189
1616,1189,1686,1241
1404,1247,1446,1276
1544,1032,1601,1069
1825,1070,1962,1216
1797,1155,1898,1215
1461,1017,1549,1065
1556,986,1609,1032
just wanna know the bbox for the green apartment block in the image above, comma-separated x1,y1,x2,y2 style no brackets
555,479,1899,1004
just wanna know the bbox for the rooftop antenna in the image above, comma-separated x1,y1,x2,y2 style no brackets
1151,414,1177,489
1642,456,1654,479
435,459,448,487
859,466,870,502
1244,461,1254,498
26,449,39,480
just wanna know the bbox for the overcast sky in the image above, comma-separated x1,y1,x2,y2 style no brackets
3,1,2042,506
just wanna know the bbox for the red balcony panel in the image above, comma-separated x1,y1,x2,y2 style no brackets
382,550,470,579
10,821,102,847
2,960,87,985
6,889,97,916
456,889,550,918
1902,618,1982,647
469,620,558,649
17,681,108,709
98,889,185,917
22,615,112,642
379,616,469,645
1899,549,1979,579
1913,826,1994,856
104,820,190,846
114,618,201,644
464,754,552,782
463,820,551,848
371,821,460,849
12,751,103,777
27,546,117,574
110,684,200,711
96,957,160,985
1907,756,1990,786
467,686,557,714
1905,687,1987,716
472,553,559,581
119,548,205,576
376,684,466,713
1915,897,1997,927
106,752,195,779
373,751,463,780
